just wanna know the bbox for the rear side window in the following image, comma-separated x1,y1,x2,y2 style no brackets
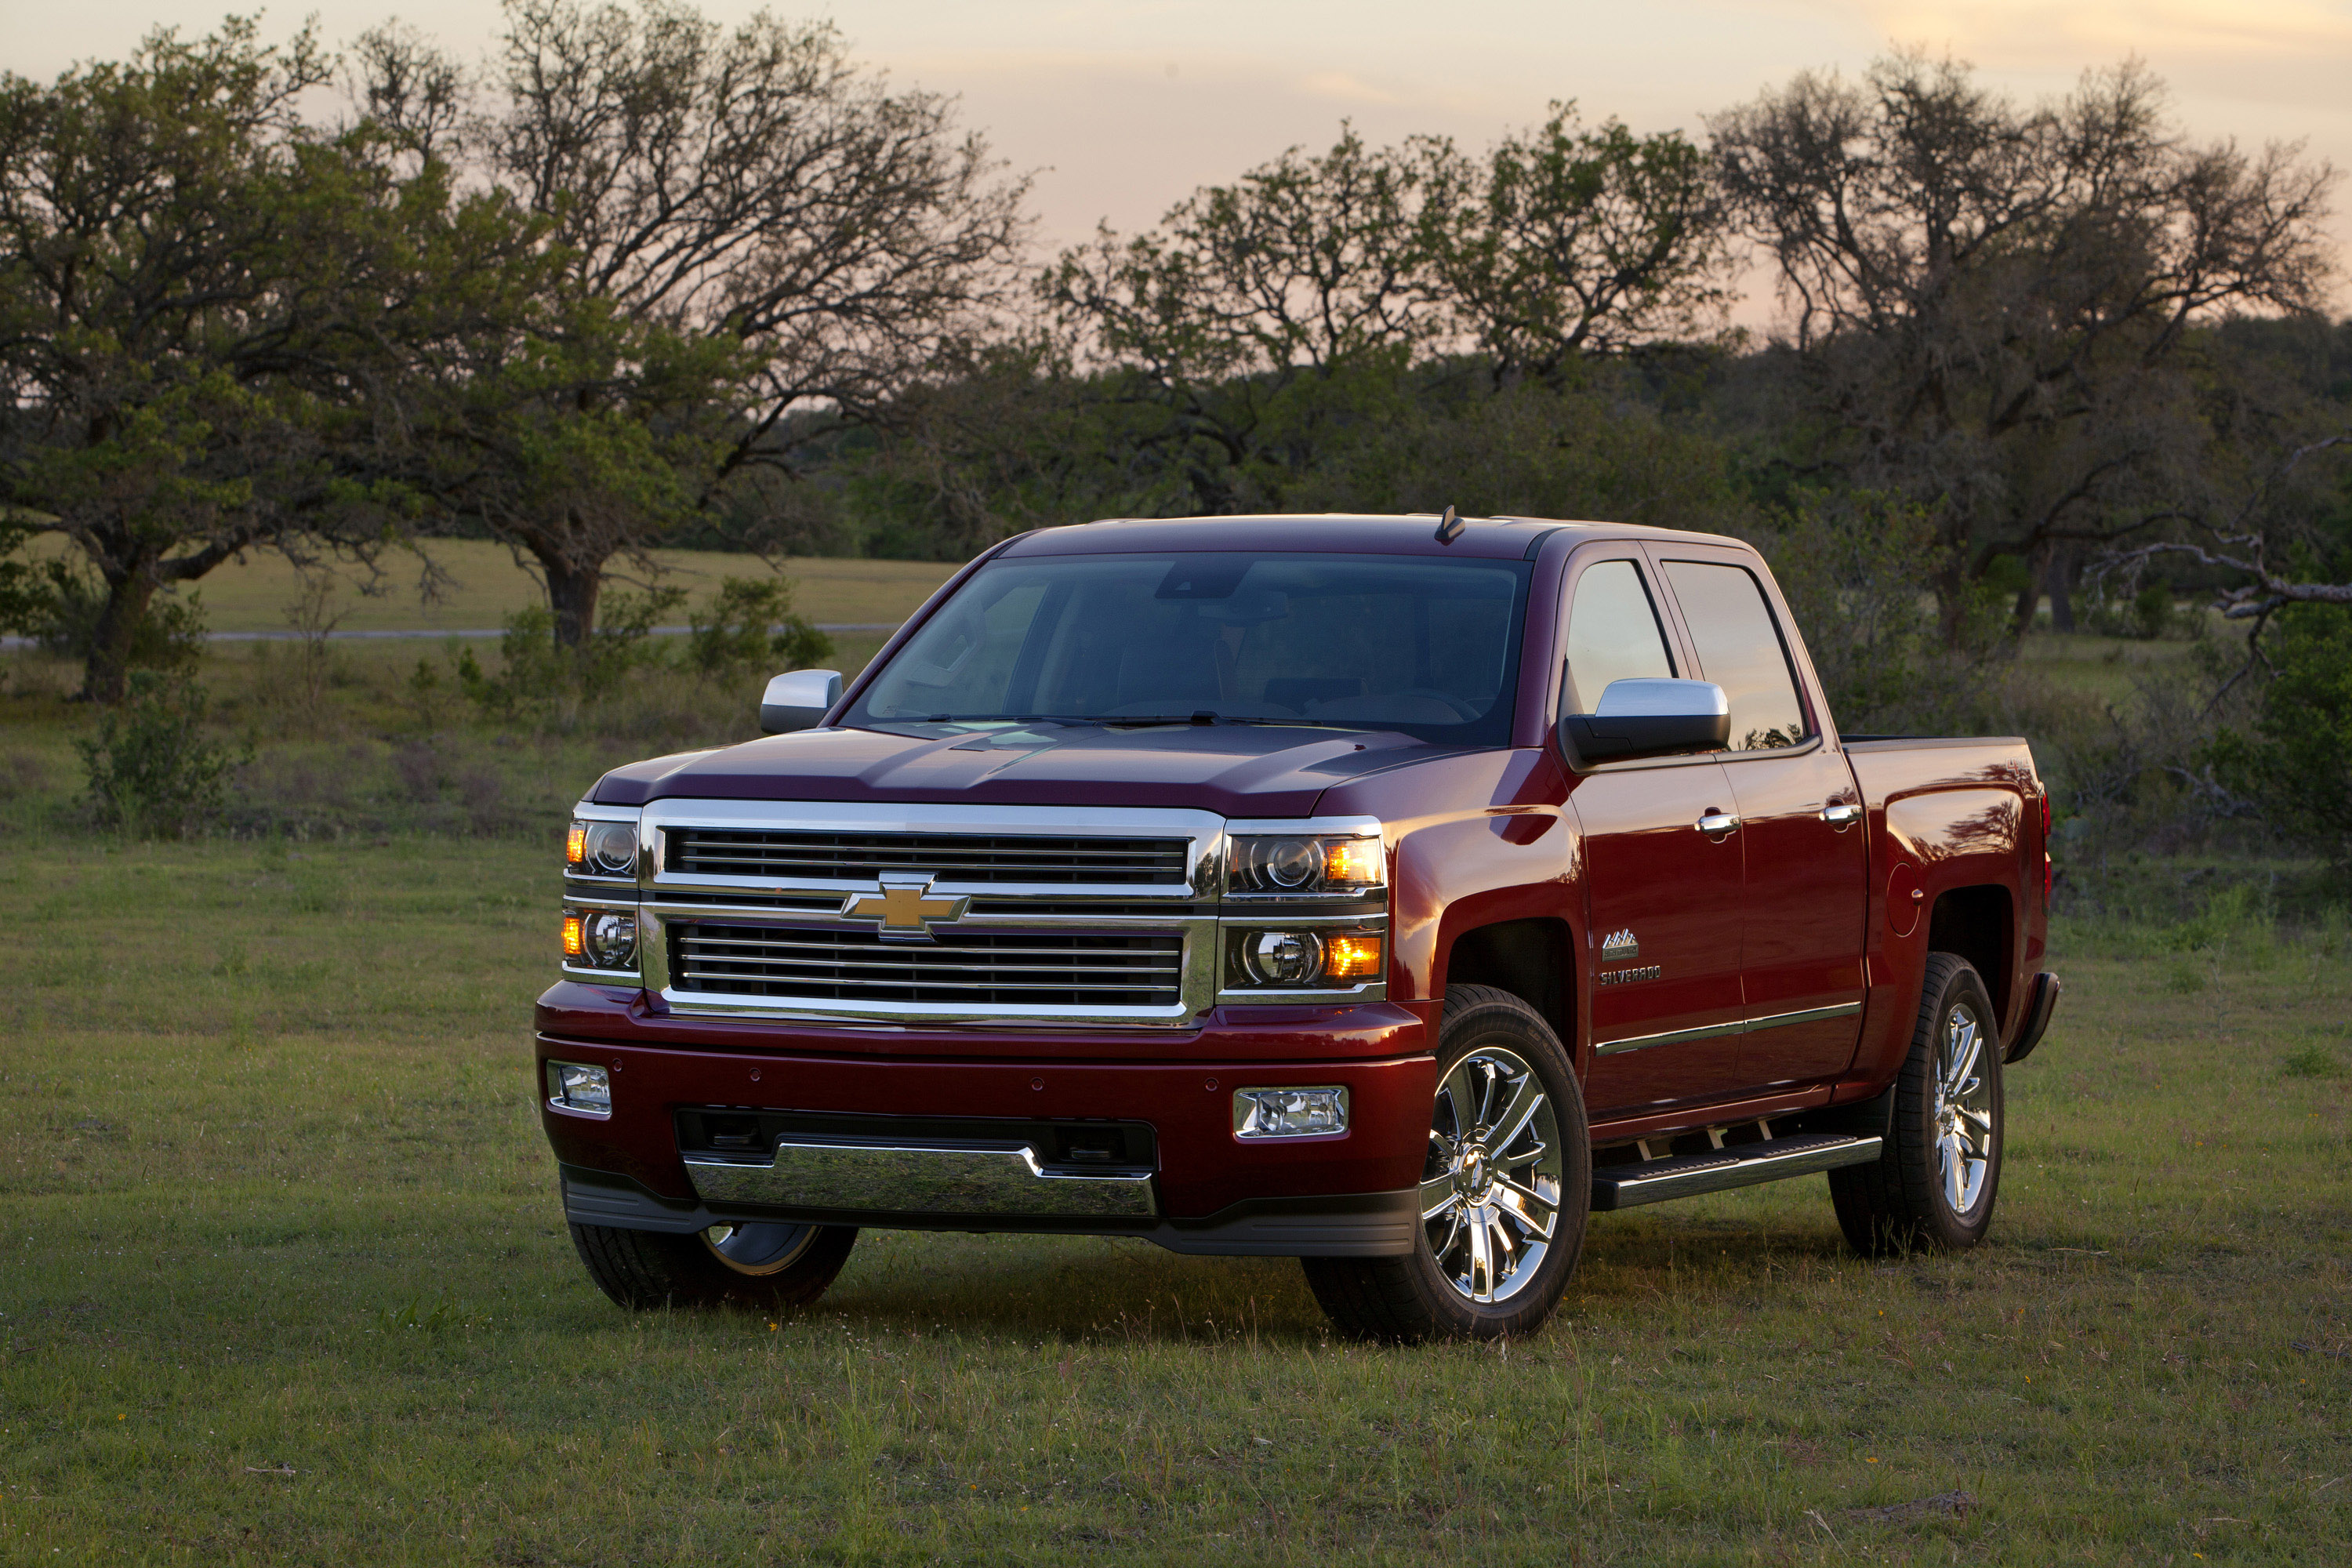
1661,561,1809,751
1562,559,1675,713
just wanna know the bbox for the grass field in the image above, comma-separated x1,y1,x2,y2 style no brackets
1,838,2345,1564
14,538,957,636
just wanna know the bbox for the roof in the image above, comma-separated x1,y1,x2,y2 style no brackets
996,513,1740,561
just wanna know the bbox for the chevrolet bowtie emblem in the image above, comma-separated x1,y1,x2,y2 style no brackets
844,875,968,939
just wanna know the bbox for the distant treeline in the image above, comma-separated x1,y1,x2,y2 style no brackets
2,2,2349,718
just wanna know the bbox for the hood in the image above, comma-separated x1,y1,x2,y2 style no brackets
588,721,1450,818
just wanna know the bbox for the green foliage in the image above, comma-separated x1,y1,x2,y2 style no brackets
684,575,833,677
2279,1045,2341,1079
20,561,208,674
0,520,42,633
73,671,242,837
2209,604,2352,866
1759,491,2006,731
455,585,688,723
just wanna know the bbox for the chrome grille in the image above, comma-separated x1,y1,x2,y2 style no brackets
670,921,1185,1007
666,829,1191,885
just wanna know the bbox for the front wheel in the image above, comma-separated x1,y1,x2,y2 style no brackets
1829,952,2004,1256
1303,985,1591,1343
570,1220,858,1310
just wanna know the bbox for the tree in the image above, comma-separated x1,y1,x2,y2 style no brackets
1045,115,1737,517
0,20,362,699
358,0,1030,647
1709,51,2338,640
1044,125,1436,515
1416,103,1733,384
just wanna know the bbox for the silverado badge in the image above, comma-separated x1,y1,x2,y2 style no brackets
844,874,969,939
1600,927,1640,963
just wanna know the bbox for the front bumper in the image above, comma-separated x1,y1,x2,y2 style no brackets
535,995,1436,1257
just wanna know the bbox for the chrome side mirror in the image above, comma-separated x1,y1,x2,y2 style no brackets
1558,677,1729,765
759,668,842,735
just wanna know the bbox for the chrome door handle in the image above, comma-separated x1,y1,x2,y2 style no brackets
1696,810,1740,836
1821,801,1860,828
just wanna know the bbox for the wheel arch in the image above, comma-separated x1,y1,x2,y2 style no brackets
1434,916,1577,1065
1926,884,2013,1022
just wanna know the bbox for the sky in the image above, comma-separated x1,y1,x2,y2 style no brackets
6,0,2349,325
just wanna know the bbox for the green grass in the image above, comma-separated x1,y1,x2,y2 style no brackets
16,537,958,635
2,840,2346,1563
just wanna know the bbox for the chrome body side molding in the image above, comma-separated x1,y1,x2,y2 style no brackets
1593,1000,1862,1057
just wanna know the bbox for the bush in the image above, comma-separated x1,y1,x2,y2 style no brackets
22,559,207,673
456,586,687,724
75,671,242,837
2208,603,2352,867
1759,490,2008,732
684,575,833,677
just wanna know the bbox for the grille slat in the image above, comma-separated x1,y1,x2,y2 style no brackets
667,829,1192,886
670,921,1185,1008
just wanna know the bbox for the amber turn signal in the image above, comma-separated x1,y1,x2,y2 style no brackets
561,914,586,958
1323,838,1382,888
1322,933,1383,981
564,824,588,866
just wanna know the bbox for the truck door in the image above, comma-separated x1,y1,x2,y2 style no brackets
1559,554,1751,1117
1653,552,1870,1092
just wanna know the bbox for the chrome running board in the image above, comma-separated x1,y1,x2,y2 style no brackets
1589,1132,1882,1212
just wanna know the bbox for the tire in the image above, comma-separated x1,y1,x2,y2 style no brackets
569,1220,858,1310
1830,952,2004,1257
1303,984,1591,1343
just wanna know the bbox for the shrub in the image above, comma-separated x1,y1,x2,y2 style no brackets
684,575,833,677
2207,603,2352,866
456,586,688,723
24,559,207,673
75,671,241,837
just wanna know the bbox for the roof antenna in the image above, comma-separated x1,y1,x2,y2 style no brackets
1433,505,1465,544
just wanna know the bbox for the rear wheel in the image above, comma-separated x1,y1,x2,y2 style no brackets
1303,985,1590,1343
1830,952,2004,1256
569,1220,858,1309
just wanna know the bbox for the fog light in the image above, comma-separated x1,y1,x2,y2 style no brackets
1233,1086,1348,1140
546,1060,612,1116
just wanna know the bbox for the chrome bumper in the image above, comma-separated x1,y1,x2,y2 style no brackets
683,1138,1159,1219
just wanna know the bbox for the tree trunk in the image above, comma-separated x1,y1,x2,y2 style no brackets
2049,547,2077,633
541,554,604,651
2009,545,2048,639
1934,559,1973,648
82,568,158,704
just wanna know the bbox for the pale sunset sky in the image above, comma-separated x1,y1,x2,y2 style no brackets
5,1,2348,321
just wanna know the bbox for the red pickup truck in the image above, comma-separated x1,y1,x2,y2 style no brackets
539,514,2060,1342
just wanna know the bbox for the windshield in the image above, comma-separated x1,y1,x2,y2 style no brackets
847,552,1532,744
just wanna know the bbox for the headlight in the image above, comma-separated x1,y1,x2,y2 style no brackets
1229,928,1383,989
563,907,637,971
565,819,639,876
1227,832,1384,897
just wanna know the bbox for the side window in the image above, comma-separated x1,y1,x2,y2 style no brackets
1661,561,1809,751
1562,559,1675,713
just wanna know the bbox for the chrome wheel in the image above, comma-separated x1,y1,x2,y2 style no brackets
700,1222,819,1277
1421,1046,1564,1304
1933,1000,1995,1216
